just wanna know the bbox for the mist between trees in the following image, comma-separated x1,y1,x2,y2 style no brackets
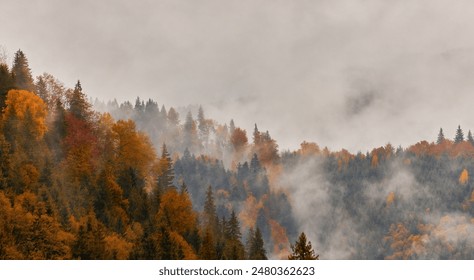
1,49,473,259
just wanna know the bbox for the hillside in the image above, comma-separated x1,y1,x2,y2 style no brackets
0,50,473,259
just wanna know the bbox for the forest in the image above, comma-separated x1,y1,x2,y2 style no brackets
0,50,473,259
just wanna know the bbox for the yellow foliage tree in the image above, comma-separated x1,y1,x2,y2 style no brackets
2,89,48,140
104,233,133,259
371,154,379,168
112,120,155,177
459,169,469,185
156,188,196,236
386,192,396,207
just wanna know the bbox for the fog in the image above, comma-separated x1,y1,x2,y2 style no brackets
2,0,474,152
279,155,474,259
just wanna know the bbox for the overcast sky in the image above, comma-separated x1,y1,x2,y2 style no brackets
2,0,474,152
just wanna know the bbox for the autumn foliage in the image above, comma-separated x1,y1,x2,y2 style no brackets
3,49,474,260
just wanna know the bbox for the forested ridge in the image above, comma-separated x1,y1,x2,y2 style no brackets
0,50,473,259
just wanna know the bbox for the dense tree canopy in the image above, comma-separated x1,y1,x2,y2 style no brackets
1,49,474,260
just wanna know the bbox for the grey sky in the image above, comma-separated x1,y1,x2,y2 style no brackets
2,0,474,152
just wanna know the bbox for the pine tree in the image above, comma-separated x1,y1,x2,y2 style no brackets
223,210,245,259
73,211,107,259
229,119,235,134
0,63,14,108
437,128,445,144
288,232,319,260
157,144,175,192
225,210,242,241
11,50,34,92
197,106,209,146
199,227,217,259
203,185,218,234
468,130,474,146
249,227,267,260
250,153,261,173
69,80,92,121
454,125,464,143
183,111,199,152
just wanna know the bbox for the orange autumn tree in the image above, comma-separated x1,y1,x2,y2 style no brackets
2,89,48,141
1,90,48,192
459,169,469,185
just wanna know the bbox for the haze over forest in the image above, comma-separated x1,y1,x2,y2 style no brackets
3,0,474,152
1,1,474,260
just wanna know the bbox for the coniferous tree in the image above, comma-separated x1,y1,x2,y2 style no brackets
183,111,199,153
199,227,217,259
69,80,92,122
468,130,474,146
223,210,245,259
253,124,261,145
437,128,445,144
157,144,175,192
73,211,107,260
288,232,319,260
250,153,261,173
0,63,14,108
203,185,218,234
454,125,464,143
11,50,34,92
229,119,235,134
249,227,267,260
197,106,209,147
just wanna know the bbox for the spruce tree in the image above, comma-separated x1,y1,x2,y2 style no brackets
157,144,175,192
203,185,218,234
468,130,474,146
197,106,209,144
0,63,14,108
200,227,217,260
183,111,199,152
437,128,445,144
249,227,267,260
223,210,245,259
454,125,464,143
250,153,261,173
288,232,319,260
69,80,92,121
11,49,35,92
253,124,261,145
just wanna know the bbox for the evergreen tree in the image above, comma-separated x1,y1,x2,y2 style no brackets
0,63,14,108
183,111,199,152
11,50,34,92
288,232,319,260
199,227,217,259
229,119,235,134
468,130,474,146
197,106,209,145
245,227,255,258
73,211,107,260
249,227,267,260
437,128,445,144
253,124,261,145
69,80,92,121
223,210,245,259
157,144,175,192
250,153,261,173
225,210,242,241
134,97,144,113
35,76,49,104
203,185,218,234
158,227,184,260
454,125,464,143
